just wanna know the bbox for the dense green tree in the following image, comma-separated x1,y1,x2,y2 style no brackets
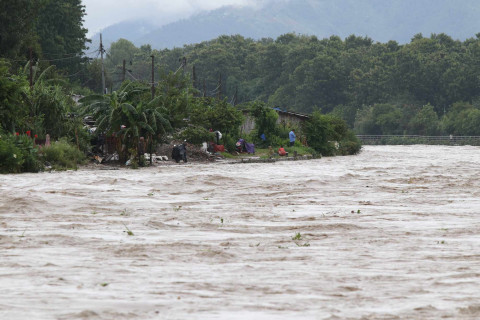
106,39,139,68
189,97,244,137
248,100,279,146
371,103,403,135
0,60,29,133
303,111,360,156
329,104,358,128
0,0,42,60
441,101,480,135
35,0,89,73
455,108,480,135
408,104,439,135
81,32,480,137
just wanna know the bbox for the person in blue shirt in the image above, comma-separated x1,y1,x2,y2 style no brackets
289,129,296,147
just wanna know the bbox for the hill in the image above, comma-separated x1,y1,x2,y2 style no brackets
90,0,480,50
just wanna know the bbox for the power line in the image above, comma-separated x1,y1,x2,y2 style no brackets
39,55,85,62
62,69,85,78
41,49,99,58
126,70,139,81
5,49,100,63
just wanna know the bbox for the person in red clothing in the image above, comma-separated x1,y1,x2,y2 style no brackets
278,146,288,156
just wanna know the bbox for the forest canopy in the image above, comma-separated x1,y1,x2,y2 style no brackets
98,32,480,135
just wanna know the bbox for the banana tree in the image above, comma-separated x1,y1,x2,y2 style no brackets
81,82,171,162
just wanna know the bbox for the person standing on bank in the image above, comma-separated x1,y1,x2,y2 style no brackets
289,129,296,147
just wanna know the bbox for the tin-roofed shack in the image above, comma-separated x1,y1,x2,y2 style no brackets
241,107,310,134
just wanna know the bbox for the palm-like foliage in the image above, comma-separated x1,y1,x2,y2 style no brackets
80,82,171,157
21,63,74,138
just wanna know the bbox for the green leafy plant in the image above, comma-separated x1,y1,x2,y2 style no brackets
292,232,302,241
176,125,214,145
18,228,27,238
297,242,310,247
292,232,310,247
0,133,42,173
0,134,24,173
122,222,134,236
303,112,361,156
40,138,85,170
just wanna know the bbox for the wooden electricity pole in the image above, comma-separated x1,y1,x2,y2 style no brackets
29,48,33,90
233,86,238,106
100,33,106,94
122,59,126,82
217,74,222,100
151,55,155,99
192,65,197,93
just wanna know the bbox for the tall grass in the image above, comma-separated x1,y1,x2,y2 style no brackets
41,138,86,170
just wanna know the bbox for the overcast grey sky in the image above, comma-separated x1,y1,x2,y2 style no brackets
82,0,262,36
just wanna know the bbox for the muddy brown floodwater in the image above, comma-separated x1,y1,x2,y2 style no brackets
1,145,480,319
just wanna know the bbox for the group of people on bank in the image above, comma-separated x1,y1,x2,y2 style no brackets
170,128,296,163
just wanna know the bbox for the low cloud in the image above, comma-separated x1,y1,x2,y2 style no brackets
82,0,264,36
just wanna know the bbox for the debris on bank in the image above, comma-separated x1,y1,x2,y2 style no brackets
234,154,317,164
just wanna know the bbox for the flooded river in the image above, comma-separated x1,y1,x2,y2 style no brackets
1,145,479,319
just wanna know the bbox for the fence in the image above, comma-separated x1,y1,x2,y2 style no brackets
356,135,480,145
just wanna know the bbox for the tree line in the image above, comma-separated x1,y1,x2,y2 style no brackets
100,32,480,136
3,0,479,136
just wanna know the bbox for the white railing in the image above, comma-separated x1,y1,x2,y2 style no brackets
356,135,480,144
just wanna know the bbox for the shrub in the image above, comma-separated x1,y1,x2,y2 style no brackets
338,131,362,155
177,125,214,145
17,135,42,172
268,135,288,148
222,134,237,152
0,133,42,173
303,112,362,156
41,139,86,170
248,101,279,146
0,135,23,173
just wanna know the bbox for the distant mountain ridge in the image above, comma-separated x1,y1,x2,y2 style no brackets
89,0,480,51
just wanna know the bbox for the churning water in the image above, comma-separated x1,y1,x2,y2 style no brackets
1,145,479,319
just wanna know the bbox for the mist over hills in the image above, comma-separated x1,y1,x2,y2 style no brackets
89,0,480,51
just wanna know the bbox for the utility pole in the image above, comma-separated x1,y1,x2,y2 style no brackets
29,48,33,90
151,55,155,99
217,74,222,100
182,57,187,74
233,86,238,106
122,59,126,82
100,33,106,94
192,65,197,92
203,79,206,97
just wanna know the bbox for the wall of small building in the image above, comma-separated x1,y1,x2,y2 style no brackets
241,110,309,134
241,114,256,134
